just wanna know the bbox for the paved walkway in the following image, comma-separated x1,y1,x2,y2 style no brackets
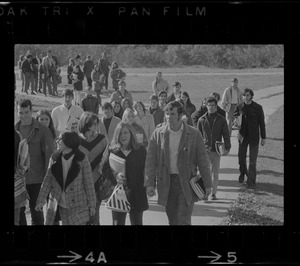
17,82,283,225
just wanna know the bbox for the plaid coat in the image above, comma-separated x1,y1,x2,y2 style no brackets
36,150,96,225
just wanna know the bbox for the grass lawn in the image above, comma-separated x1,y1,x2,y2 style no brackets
221,105,284,225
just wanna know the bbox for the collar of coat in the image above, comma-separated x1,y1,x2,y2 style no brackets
50,149,85,191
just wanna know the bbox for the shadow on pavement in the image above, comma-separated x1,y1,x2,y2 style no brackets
258,154,283,161
257,169,283,177
218,179,240,187
219,168,240,174
255,182,284,197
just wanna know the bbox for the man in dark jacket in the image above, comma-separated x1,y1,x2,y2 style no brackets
21,54,35,95
83,55,94,87
192,92,225,127
99,52,110,91
233,88,266,188
197,96,231,200
81,86,100,114
15,99,55,225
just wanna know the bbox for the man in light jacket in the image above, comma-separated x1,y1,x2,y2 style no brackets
145,101,212,225
221,78,244,136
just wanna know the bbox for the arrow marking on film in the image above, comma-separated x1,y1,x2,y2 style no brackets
57,250,82,263
198,251,222,263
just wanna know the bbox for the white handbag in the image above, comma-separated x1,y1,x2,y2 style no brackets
105,183,131,213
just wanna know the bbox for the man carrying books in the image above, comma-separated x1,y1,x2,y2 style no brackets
197,96,231,200
145,101,212,225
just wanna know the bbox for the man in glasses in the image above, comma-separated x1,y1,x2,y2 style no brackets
233,88,266,188
197,96,231,200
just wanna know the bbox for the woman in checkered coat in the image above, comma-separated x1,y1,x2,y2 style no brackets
35,131,96,225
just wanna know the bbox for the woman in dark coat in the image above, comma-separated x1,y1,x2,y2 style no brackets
108,122,148,225
110,61,126,91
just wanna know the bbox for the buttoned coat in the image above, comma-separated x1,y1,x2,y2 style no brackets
144,121,212,207
36,151,96,225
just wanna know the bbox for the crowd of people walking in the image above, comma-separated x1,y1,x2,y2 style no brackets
15,49,267,226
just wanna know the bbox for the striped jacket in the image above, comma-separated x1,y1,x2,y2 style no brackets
36,150,96,225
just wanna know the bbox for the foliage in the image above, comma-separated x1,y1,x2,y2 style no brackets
14,45,284,69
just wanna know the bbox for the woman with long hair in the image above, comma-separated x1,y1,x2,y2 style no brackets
108,122,148,225
180,91,196,117
36,109,56,140
112,101,124,120
152,71,170,96
35,131,96,225
134,101,155,142
122,108,148,147
78,112,109,225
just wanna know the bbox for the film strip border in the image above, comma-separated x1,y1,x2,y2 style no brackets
0,2,300,42
1,227,300,263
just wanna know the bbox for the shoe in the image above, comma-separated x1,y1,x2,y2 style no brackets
238,174,244,183
211,194,217,200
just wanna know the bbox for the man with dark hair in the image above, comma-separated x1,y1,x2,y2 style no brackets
15,99,55,225
81,86,100,114
233,88,266,188
98,102,121,143
21,54,35,95
99,52,110,91
166,81,182,103
51,88,84,136
145,101,212,225
192,92,226,127
83,55,94,87
197,96,231,200
149,94,165,127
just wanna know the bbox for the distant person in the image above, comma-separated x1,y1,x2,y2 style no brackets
166,81,182,103
110,61,126,91
134,101,155,142
83,55,94,87
21,54,35,95
122,107,148,147
39,58,52,97
67,58,75,85
51,89,84,136
233,88,266,188
149,95,165,127
18,54,25,92
197,96,231,200
221,78,244,136
98,52,110,91
81,86,100,115
152,71,170,96
91,63,103,106
121,98,133,111
144,101,212,225
108,122,148,225
32,52,42,94
71,64,84,105
180,91,196,117
158,90,168,110
49,58,61,96
112,101,124,120
15,99,55,225
98,102,121,143
109,80,133,108
35,131,96,225
78,112,108,225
